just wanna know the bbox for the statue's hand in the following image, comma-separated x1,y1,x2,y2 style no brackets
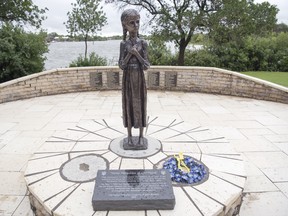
129,45,138,55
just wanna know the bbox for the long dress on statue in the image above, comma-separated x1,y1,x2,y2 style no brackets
118,37,150,129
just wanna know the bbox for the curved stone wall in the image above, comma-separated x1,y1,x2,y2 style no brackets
0,66,287,104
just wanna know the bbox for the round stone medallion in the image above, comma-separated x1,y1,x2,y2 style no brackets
59,154,108,183
109,136,162,158
157,155,209,186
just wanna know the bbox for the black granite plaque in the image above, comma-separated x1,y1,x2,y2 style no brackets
90,72,102,87
107,72,119,88
148,71,160,87
92,169,175,211
165,71,177,87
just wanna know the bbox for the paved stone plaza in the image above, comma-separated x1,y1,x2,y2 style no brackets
0,90,288,215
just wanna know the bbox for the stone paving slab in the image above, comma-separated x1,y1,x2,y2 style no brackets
0,195,24,215
240,192,288,216
0,91,287,215
275,182,288,198
243,175,279,193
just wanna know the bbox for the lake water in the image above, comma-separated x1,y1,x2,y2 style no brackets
44,40,122,70
44,40,201,70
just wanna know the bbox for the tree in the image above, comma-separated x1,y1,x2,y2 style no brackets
208,0,278,45
46,32,59,42
106,0,222,65
65,0,107,59
274,23,288,33
205,0,279,71
0,0,48,83
0,24,48,83
248,1,278,35
0,0,47,28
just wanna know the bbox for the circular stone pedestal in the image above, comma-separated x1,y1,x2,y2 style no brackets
24,116,246,216
110,136,161,158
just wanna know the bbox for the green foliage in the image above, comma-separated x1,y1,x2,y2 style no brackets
46,32,59,42
208,0,278,45
191,33,207,45
69,52,107,67
207,41,250,71
275,33,288,71
148,36,177,65
0,0,47,28
184,48,219,67
65,0,107,58
233,33,288,71
0,0,48,83
189,33,288,72
248,1,278,35
245,36,275,71
203,0,281,72
247,33,288,72
274,23,288,33
0,24,48,83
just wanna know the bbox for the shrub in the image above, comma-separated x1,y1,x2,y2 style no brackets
244,33,288,71
275,33,288,71
0,24,48,83
69,52,107,67
184,48,220,67
200,33,288,72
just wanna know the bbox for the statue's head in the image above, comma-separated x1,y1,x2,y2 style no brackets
121,9,140,30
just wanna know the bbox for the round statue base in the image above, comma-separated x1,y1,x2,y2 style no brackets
110,136,161,158
123,136,148,150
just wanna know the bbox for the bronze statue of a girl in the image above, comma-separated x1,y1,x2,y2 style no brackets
118,9,150,149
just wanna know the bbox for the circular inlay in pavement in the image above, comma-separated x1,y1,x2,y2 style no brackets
156,155,209,186
109,136,162,158
59,154,108,183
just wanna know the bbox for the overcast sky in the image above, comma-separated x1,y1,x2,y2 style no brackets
32,0,288,36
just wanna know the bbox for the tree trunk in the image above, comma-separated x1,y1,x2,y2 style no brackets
177,39,186,66
84,34,88,59
178,46,186,66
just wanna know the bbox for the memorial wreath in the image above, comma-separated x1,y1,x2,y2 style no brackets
163,153,208,184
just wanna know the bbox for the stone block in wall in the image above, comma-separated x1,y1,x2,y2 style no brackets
90,72,103,87
107,71,120,89
193,69,203,74
148,71,160,88
165,71,178,88
25,80,37,86
159,71,165,87
269,94,283,101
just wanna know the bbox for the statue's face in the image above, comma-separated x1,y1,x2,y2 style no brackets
124,16,140,34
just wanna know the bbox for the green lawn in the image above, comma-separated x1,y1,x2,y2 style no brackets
241,72,288,87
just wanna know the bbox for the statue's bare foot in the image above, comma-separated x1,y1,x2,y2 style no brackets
128,136,134,146
138,137,144,146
